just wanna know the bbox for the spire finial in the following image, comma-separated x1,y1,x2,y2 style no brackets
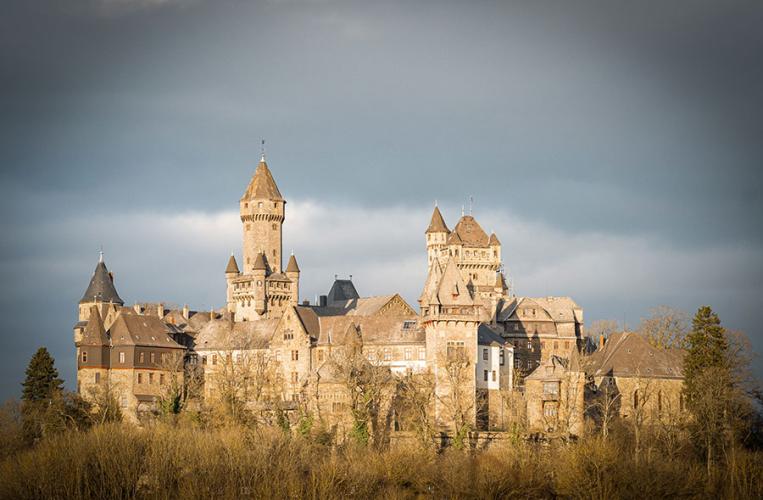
99,245,104,263
290,249,294,256
260,138,266,162
434,199,438,207
461,205,465,217
469,195,473,215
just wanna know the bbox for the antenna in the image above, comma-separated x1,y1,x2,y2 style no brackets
469,195,473,215
260,138,266,162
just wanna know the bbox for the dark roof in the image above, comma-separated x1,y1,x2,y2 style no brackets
80,260,124,305
426,206,450,234
225,255,240,274
477,324,506,346
286,254,300,273
109,312,184,349
294,306,320,338
327,279,359,303
241,160,283,201
79,307,109,346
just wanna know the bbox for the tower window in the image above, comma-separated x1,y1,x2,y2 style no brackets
81,351,87,363
258,202,263,208
119,352,125,363
272,223,277,230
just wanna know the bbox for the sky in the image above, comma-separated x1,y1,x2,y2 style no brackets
1,0,762,400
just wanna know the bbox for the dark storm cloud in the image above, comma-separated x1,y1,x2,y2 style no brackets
1,0,762,399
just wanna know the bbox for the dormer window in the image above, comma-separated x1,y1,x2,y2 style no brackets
258,202,263,208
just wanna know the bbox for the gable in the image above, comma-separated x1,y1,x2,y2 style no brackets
375,294,416,317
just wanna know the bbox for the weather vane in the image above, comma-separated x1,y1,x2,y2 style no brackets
260,138,266,161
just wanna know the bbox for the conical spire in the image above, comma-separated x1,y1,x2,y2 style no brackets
488,232,501,246
225,254,240,274
436,258,474,306
80,306,108,346
252,252,268,271
286,253,300,273
80,255,124,305
426,206,450,234
241,159,283,201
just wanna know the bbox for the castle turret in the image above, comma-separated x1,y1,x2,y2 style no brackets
252,252,267,316
225,253,240,313
285,253,300,306
77,251,123,333
240,154,285,273
425,205,450,268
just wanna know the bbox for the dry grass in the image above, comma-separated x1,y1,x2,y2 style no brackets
0,423,761,499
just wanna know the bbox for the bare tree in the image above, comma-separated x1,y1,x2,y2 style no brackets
85,380,123,424
586,375,621,439
435,348,476,449
629,369,655,462
638,306,689,349
156,351,202,418
589,320,620,339
395,370,436,449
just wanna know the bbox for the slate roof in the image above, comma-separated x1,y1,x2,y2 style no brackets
496,296,581,323
109,312,184,349
241,160,283,201
225,255,240,274
195,317,278,351
477,324,506,346
452,215,490,247
426,206,450,234
327,279,360,303
79,307,109,346
286,254,300,273
583,331,686,379
80,260,124,305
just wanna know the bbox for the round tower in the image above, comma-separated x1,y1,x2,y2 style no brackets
240,154,285,273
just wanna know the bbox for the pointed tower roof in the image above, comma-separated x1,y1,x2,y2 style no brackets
80,306,109,346
426,206,450,234
453,215,490,247
419,257,443,304
436,258,474,306
80,256,124,305
327,278,359,304
286,254,300,273
488,232,501,246
225,254,240,274
241,159,283,201
252,252,268,271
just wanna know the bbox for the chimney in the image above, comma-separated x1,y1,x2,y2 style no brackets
210,309,215,320
157,303,164,318
319,295,328,307
302,300,310,306
182,304,190,320
599,334,606,350
133,303,142,314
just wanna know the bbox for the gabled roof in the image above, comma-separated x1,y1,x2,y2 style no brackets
452,215,490,247
225,254,240,274
109,312,184,349
241,160,283,201
526,355,575,381
477,324,505,346
286,254,300,273
583,331,686,379
446,231,462,245
327,279,359,303
195,317,278,351
294,306,320,339
80,307,109,346
80,259,124,305
426,206,450,234
436,258,473,306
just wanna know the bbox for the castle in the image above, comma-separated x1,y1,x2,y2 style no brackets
75,152,684,437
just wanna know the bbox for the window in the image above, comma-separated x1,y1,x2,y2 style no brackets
483,348,488,361
276,350,281,362
405,348,412,361
543,382,559,398
553,341,559,350
162,353,167,363
418,348,426,360
483,370,488,381
291,372,298,383
657,391,663,414
564,341,570,350
258,202,263,208
119,352,125,364
149,373,154,384
236,354,242,363
150,353,155,364
212,354,217,366
318,350,324,362
139,352,145,363
292,350,299,361
527,340,532,350
94,372,100,383
368,350,376,361
383,348,391,361
526,360,532,370
82,351,87,363
633,390,639,409
272,223,277,230
202,356,207,365
160,374,165,385
284,330,293,340
137,373,143,384
332,402,344,412
499,350,505,366
543,402,558,418
492,371,496,382
446,341,465,360
514,358,521,369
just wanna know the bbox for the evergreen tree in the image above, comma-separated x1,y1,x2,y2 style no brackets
21,347,63,403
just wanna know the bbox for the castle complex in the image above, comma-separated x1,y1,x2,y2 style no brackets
74,153,684,436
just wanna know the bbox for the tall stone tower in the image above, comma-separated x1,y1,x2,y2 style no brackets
227,152,300,321
75,252,124,341
240,153,285,273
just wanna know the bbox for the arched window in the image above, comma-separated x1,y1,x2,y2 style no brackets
633,390,639,409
